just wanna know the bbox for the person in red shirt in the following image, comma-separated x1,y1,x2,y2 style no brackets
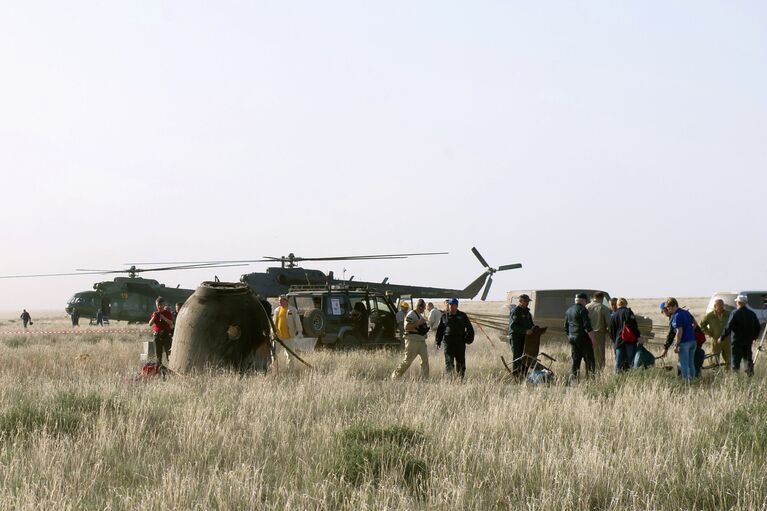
149,296,174,366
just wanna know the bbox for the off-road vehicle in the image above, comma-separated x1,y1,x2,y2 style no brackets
286,285,403,349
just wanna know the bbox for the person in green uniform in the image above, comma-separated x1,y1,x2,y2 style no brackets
699,299,730,368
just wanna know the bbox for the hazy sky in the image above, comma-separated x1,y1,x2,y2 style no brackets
2,1,766,311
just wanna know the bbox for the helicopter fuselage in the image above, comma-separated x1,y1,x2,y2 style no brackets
64,277,194,323
240,266,489,300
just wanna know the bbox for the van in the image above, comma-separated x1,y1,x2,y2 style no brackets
505,289,654,340
705,291,767,325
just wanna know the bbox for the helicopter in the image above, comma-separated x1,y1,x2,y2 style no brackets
130,248,521,301
0,263,243,324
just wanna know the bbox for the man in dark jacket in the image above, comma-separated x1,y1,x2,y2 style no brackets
609,298,642,373
564,293,597,379
436,298,475,379
20,309,32,329
508,294,534,375
720,295,763,375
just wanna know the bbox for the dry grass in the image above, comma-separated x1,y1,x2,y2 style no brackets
0,302,765,510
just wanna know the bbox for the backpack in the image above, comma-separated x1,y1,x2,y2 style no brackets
633,345,656,368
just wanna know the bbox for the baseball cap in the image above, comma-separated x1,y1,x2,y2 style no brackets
518,294,532,302
400,302,410,309
575,293,589,300
447,298,459,305
736,294,748,303
659,301,667,312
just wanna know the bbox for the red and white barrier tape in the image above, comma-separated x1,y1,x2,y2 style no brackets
0,328,145,336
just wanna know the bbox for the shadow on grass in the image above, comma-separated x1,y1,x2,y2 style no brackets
335,424,429,498
719,401,767,454
0,390,120,438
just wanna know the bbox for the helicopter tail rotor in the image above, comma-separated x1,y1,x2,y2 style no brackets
471,246,522,301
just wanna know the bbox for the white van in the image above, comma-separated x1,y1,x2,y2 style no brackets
705,291,767,325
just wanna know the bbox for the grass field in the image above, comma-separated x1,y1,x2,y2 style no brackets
0,301,765,510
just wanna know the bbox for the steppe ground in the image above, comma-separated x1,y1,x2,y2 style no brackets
1,298,766,510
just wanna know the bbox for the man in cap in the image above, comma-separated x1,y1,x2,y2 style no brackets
662,297,697,382
272,294,303,370
395,301,410,337
700,298,731,369
564,293,597,379
508,294,535,375
391,299,430,379
436,298,475,379
660,301,677,355
720,295,762,375
586,292,611,370
149,296,174,367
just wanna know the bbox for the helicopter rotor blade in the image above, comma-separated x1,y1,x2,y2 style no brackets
0,270,116,279
133,263,248,272
284,252,448,262
126,252,448,266
497,263,522,271
481,275,493,301
125,258,275,265
75,263,245,274
471,247,490,269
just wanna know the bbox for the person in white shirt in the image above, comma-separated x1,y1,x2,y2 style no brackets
391,299,430,379
426,302,442,344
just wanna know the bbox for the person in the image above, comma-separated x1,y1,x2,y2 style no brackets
70,307,80,327
508,294,535,375
659,301,676,354
660,300,706,377
351,301,369,340
609,297,618,315
395,302,409,336
436,298,474,379
425,302,442,344
391,299,430,379
564,293,597,379
148,297,174,366
719,295,762,375
586,292,611,370
170,302,183,337
700,298,731,369
609,298,642,373
272,294,303,369
20,309,32,329
662,297,696,382
95,308,104,326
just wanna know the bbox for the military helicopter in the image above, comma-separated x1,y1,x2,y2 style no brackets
0,263,243,323
131,247,521,301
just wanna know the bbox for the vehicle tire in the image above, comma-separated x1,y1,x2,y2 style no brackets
338,333,361,350
302,310,326,337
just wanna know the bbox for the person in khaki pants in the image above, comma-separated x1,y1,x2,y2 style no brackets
586,291,611,370
391,299,430,379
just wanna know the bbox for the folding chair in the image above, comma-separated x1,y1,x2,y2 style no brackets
501,326,555,383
